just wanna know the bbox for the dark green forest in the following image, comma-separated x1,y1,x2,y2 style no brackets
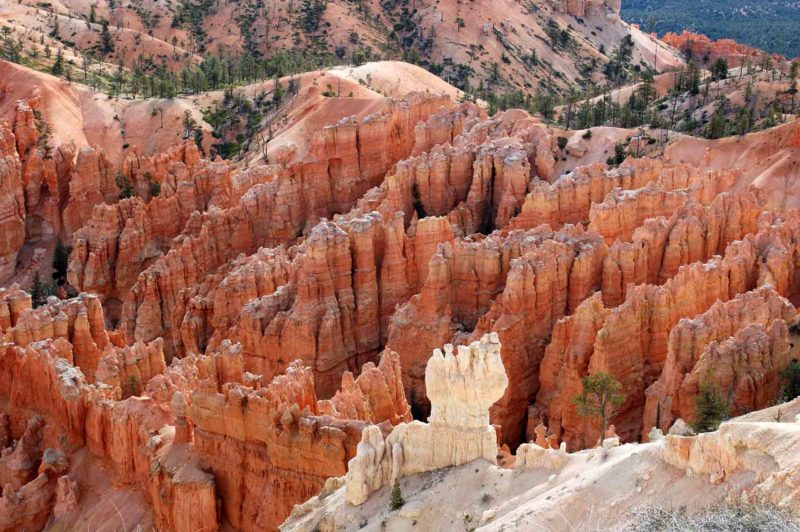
622,0,800,57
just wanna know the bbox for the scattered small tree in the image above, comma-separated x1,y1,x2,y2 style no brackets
710,57,729,80
116,172,134,199
389,478,404,510
572,371,625,443
30,271,47,308
52,238,71,284
607,141,626,166
272,77,284,106
691,381,730,433
51,48,64,76
100,19,114,55
780,359,800,401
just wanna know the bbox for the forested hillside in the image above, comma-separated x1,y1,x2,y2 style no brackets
622,0,800,57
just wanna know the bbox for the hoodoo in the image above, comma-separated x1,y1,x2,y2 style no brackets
1,0,800,530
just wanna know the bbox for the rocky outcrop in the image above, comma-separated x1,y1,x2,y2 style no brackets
0,416,44,490
643,286,795,435
0,284,31,332
0,124,25,282
344,333,506,506
548,0,621,17
3,294,109,382
601,186,765,306
0,447,69,532
662,31,773,65
95,338,167,399
68,142,212,300
0,288,410,531
121,94,455,358
662,418,800,505
536,211,800,449
188,350,410,530
587,168,738,244
507,158,693,233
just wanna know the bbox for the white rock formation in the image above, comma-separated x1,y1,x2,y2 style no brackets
345,333,507,506
662,420,800,504
515,442,569,470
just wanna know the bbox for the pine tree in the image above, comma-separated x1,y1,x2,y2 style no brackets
704,104,727,139
51,48,64,76
50,14,60,38
101,19,114,55
272,77,284,106
31,272,46,308
389,479,404,510
52,239,71,284
710,58,728,81
781,359,800,401
572,372,625,443
1,27,20,63
116,172,134,199
691,381,730,433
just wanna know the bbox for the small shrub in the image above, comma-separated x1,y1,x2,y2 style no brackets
389,479,404,511
781,359,800,401
116,172,134,199
51,238,71,284
582,130,592,140
557,136,568,150
619,502,800,531
691,381,730,433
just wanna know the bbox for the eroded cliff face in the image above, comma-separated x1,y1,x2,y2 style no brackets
547,0,621,17
0,291,410,531
5,80,800,532
535,210,800,449
642,286,796,437
119,94,458,360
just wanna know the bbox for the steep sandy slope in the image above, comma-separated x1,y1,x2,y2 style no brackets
0,60,203,164
665,118,800,209
282,377,800,531
1,0,684,94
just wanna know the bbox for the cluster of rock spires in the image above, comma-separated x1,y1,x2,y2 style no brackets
547,0,621,18
2,85,800,530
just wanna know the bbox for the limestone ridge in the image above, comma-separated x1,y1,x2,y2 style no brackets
345,333,507,506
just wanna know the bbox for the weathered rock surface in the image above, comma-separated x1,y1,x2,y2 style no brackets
188,350,410,530
643,286,796,436
0,286,410,531
7,78,800,532
536,211,800,449
344,333,506,506
662,418,800,504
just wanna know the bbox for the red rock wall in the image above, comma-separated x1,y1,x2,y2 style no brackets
643,286,795,436
536,210,800,449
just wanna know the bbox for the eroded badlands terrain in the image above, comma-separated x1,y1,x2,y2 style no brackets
1,10,800,530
